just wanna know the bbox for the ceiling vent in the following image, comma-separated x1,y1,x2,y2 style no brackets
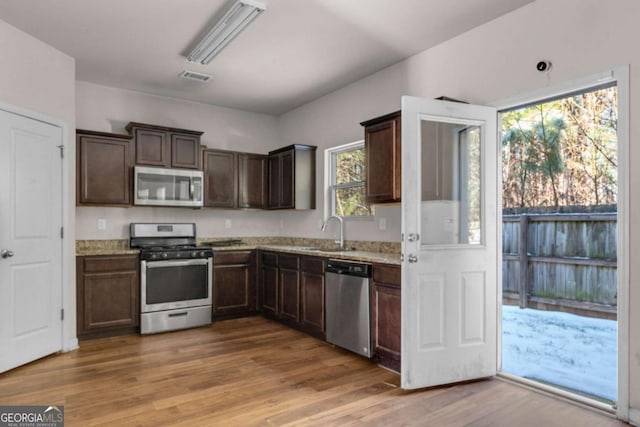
179,70,212,82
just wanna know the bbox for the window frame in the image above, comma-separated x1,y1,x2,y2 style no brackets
326,140,374,220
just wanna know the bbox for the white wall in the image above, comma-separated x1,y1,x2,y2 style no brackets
278,0,640,417
0,19,76,350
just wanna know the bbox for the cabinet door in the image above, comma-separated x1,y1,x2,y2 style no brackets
171,133,200,169
260,252,278,316
203,149,238,208
371,263,401,371
268,154,281,208
300,257,325,336
213,252,256,317
238,153,267,208
364,113,401,203
279,267,300,323
278,254,300,322
134,128,170,167
76,255,139,339
279,150,295,208
77,134,132,206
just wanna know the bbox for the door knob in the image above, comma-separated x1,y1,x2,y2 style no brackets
1,249,14,259
408,254,418,263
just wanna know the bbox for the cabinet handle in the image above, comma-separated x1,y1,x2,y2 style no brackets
407,254,418,263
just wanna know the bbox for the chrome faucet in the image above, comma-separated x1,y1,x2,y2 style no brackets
321,215,344,250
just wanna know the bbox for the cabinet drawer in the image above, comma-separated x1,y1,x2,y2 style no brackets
300,256,325,274
279,254,299,270
81,255,138,273
372,264,400,287
261,251,278,267
215,251,252,265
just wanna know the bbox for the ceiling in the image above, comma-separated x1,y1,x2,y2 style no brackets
0,0,534,115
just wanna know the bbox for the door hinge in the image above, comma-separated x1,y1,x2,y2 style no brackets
60,227,64,239
57,144,64,158
61,309,64,321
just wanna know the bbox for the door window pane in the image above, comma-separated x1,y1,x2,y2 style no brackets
420,119,482,245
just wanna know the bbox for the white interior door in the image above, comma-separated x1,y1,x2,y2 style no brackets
0,109,63,373
401,96,498,389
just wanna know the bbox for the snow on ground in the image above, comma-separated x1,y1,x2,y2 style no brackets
501,305,617,402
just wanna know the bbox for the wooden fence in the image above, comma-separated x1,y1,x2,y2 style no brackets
502,212,617,320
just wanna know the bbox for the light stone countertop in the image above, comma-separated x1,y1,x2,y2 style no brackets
253,245,401,265
76,240,401,265
76,240,139,256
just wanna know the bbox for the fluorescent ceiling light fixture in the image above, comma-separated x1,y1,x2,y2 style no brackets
187,0,266,65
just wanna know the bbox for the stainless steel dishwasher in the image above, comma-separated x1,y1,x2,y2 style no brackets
325,259,373,358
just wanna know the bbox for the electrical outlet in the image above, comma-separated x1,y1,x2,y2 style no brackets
225,219,232,229
379,217,386,231
97,218,107,230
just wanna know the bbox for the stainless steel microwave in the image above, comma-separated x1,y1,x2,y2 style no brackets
134,166,203,207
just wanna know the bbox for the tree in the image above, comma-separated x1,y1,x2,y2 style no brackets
501,86,617,209
502,104,565,207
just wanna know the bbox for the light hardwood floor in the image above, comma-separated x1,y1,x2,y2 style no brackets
0,316,626,426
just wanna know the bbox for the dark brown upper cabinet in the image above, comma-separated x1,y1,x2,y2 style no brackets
203,149,238,208
203,150,267,209
76,129,133,206
361,111,401,204
125,122,203,169
238,153,268,209
268,144,317,210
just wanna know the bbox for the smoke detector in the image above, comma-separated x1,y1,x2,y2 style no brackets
179,70,212,82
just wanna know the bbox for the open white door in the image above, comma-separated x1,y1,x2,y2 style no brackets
401,96,498,389
0,109,63,373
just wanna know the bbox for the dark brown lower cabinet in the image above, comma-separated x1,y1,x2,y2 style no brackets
212,251,256,319
259,251,326,338
278,254,300,324
76,255,139,340
372,263,401,371
300,256,325,338
260,252,279,317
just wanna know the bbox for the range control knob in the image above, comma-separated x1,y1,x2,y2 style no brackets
161,253,168,259
200,251,207,257
192,251,198,258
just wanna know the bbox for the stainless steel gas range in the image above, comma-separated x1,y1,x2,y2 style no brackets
130,223,212,334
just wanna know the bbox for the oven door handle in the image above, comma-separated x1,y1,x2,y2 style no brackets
145,259,210,268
